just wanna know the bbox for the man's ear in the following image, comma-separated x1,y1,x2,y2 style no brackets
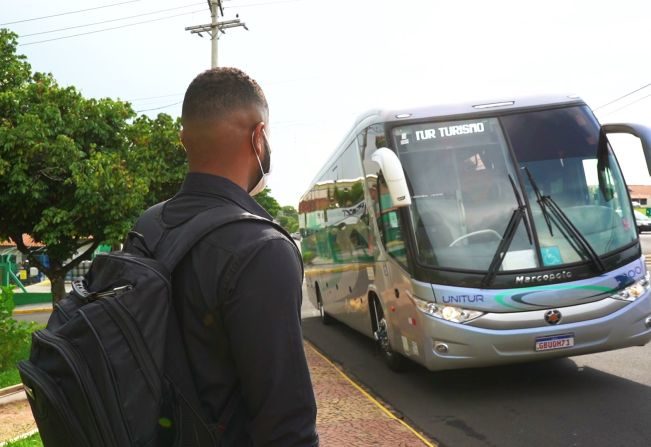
252,121,266,156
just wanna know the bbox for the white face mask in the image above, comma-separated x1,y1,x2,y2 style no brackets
249,128,272,196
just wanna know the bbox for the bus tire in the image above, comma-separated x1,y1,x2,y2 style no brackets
371,296,408,372
316,284,334,325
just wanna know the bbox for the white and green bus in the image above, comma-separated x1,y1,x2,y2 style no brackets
299,95,651,371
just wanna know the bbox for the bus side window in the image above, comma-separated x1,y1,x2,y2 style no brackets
377,175,409,267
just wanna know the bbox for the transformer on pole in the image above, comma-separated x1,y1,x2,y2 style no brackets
185,1,248,68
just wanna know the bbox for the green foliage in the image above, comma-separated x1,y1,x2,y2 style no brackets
254,188,281,218
0,29,31,93
4,433,43,447
277,205,299,233
126,114,187,205
0,286,34,375
0,29,186,301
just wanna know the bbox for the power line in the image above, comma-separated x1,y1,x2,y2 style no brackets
1,0,142,26
602,93,651,117
127,93,184,102
135,101,182,113
20,3,204,38
230,0,311,8
18,10,205,46
224,0,308,8
594,83,651,111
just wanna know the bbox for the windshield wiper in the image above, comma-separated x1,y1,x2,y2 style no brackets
524,167,606,273
524,167,554,237
481,175,532,288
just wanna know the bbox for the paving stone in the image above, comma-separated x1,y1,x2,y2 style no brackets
305,342,433,446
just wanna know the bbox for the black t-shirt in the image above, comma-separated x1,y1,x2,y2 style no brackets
165,173,318,447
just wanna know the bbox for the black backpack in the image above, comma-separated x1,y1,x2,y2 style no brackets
18,203,276,446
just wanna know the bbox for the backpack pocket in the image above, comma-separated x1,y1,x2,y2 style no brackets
18,360,91,447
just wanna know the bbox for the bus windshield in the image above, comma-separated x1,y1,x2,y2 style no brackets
392,106,638,272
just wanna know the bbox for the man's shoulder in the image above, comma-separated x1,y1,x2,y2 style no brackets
202,216,295,254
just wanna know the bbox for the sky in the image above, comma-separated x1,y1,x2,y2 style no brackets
3,0,651,206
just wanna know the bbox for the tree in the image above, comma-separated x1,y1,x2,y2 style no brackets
254,188,281,218
0,29,185,302
126,114,187,205
277,206,299,233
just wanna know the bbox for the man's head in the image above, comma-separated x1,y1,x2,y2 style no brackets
181,67,270,194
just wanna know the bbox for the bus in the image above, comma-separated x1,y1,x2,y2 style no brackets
298,95,651,371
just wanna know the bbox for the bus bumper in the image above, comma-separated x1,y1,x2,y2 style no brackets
417,294,651,371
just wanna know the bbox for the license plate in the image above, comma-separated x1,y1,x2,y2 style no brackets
535,333,574,352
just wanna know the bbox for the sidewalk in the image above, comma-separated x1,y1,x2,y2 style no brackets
306,341,435,446
9,293,436,446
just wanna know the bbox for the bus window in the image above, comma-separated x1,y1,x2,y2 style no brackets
376,175,409,268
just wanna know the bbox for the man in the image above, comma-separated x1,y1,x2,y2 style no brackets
168,67,318,446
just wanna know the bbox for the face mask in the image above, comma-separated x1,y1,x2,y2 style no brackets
249,128,272,196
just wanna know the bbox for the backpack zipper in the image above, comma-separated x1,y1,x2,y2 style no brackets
98,298,162,401
34,330,118,447
78,308,135,445
18,360,91,445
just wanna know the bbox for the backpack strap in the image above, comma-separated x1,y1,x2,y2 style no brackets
131,201,301,275
130,201,296,445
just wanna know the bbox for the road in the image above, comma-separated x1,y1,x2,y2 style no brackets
640,233,651,258
303,316,651,447
302,234,651,447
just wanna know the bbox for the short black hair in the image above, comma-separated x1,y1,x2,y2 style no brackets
182,67,268,122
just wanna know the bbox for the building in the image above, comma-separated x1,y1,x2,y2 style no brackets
629,185,651,208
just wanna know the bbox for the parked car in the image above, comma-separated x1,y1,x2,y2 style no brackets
634,210,651,233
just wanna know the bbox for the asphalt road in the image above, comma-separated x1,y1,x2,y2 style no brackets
303,316,651,447
640,232,651,255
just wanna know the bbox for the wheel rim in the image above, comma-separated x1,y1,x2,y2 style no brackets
376,315,391,355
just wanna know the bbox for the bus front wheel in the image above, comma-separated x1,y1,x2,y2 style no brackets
371,297,407,372
316,284,334,325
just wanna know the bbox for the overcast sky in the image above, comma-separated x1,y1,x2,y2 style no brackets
4,0,651,206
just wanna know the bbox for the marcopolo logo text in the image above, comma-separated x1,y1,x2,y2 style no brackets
515,271,572,284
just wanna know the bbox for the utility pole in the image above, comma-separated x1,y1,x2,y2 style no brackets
185,0,248,68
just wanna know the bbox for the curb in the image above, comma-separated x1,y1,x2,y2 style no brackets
0,384,24,399
305,341,437,447
0,429,39,447
12,307,52,315
0,384,26,407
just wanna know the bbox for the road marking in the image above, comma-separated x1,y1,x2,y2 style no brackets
306,341,437,447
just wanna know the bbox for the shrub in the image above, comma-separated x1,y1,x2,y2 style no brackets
0,286,34,372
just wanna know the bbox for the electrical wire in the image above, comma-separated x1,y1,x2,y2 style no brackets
224,0,308,8
135,101,182,113
20,3,204,38
18,10,205,46
594,83,651,111
601,93,651,117
1,0,142,26
128,93,184,102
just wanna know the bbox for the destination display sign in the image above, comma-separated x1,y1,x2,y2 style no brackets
393,118,501,152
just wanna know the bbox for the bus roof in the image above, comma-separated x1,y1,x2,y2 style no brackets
361,94,586,126
301,95,587,199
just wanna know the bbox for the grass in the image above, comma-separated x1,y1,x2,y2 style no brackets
0,324,42,389
0,338,31,389
3,432,42,447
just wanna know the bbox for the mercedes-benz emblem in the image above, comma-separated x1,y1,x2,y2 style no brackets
544,309,562,325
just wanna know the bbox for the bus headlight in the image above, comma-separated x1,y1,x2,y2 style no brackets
611,271,650,302
411,296,484,323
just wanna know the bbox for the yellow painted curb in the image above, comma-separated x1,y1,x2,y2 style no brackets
306,341,437,447
13,307,52,315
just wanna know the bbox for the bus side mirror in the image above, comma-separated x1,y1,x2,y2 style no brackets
371,148,412,207
602,123,651,176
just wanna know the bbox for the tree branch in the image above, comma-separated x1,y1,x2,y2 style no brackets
9,233,51,275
